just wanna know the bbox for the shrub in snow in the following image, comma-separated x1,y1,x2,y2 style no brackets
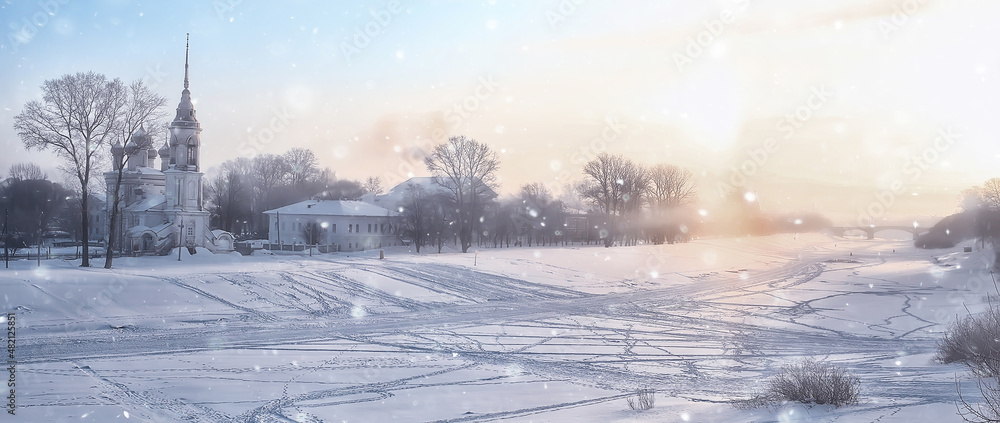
947,273,1000,422
937,307,1000,376
733,359,859,408
957,377,1000,423
767,359,859,406
626,388,654,411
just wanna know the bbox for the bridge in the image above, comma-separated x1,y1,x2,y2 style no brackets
828,225,928,240
827,217,942,240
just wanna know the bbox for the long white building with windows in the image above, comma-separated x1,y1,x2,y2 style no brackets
263,200,399,251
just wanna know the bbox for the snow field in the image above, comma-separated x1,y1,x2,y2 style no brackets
0,233,991,421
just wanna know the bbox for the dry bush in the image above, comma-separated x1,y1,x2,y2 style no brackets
957,374,1000,423
732,359,860,408
627,388,655,411
937,307,1000,377
768,359,860,406
950,273,1000,422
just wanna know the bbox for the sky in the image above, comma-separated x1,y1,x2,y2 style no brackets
2,0,999,225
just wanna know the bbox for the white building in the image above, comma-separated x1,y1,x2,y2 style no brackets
263,200,399,251
103,35,233,255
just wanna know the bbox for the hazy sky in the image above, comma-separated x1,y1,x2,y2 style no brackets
2,0,998,224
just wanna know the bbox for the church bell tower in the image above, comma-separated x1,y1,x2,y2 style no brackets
163,33,210,248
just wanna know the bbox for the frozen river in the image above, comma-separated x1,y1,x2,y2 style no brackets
1,233,989,422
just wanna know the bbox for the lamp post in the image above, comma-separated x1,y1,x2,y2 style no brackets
3,208,8,269
177,219,184,261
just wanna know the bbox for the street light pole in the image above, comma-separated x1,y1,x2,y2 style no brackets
3,208,8,269
178,219,184,261
37,214,42,267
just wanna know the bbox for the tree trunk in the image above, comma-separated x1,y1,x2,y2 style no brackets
105,170,125,268
80,188,90,267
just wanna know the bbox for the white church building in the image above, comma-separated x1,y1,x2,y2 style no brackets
104,36,233,255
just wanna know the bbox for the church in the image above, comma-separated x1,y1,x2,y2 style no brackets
104,36,234,255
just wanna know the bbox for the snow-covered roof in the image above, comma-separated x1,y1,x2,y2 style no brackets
126,225,153,236
373,176,499,211
133,166,163,175
373,177,452,211
264,200,395,217
128,194,166,212
151,221,173,235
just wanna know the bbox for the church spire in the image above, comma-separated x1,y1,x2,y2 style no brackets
183,33,190,90
172,34,198,125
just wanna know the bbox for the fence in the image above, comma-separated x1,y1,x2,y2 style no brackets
234,242,339,256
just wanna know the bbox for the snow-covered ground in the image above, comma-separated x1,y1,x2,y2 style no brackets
1,233,991,422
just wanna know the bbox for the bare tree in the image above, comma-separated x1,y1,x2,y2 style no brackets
579,153,628,247
647,163,696,244
577,154,650,246
104,80,168,268
647,164,696,209
250,154,290,234
618,161,649,245
0,177,71,254
363,176,384,196
961,187,985,212
14,72,127,266
315,180,365,200
7,163,46,181
517,183,554,247
284,147,319,188
208,159,252,233
428,199,454,253
984,179,1000,210
301,221,326,246
400,183,430,253
425,135,500,253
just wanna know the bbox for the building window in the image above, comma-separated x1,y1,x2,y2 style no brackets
356,224,360,233
349,224,353,233
368,223,372,233
332,224,337,233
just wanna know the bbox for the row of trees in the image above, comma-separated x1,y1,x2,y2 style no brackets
0,164,79,255
396,139,701,253
578,153,696,247
957,179,1000,250
206,147,385,237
